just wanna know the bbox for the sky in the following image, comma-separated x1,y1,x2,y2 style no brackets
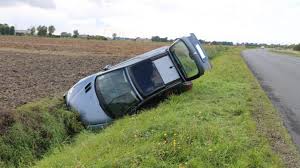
0,0,299,44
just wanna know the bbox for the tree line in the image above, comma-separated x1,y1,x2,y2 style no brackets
151,36,171,42
1,23,299,48
18,25,107,40
29,25,56,36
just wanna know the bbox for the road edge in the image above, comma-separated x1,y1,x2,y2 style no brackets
241,50,300,168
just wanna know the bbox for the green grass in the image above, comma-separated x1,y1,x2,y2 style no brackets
270,49,300,57
0,98,83,167
34,47,295,167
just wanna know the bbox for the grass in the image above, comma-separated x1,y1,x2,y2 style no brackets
0,98,83,167
270,49,300,57
34,47,299,167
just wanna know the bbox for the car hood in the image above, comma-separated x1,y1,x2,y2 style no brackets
66,74,112,126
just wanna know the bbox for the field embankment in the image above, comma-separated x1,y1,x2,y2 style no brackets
270,49,300,57
0,98,83,167
34,47,300,167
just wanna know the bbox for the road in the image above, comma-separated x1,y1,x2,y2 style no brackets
242,49,300,148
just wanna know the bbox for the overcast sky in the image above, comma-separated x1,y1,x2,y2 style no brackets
0,0,299,44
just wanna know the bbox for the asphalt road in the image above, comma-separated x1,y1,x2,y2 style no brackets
242,49,300,148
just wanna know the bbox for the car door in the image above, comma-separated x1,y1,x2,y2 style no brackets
169,33,211,81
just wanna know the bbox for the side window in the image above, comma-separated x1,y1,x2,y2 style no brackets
130,60,164,96
170,40,199,78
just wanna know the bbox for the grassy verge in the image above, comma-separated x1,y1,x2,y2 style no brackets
0,98,83,167
270,49,300,57
35,47,299,167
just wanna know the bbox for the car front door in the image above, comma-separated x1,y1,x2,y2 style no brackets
169,33,211,81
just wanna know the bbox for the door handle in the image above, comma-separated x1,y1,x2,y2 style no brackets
169,66,174,69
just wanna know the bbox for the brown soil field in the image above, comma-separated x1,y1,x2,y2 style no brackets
0,36,167,110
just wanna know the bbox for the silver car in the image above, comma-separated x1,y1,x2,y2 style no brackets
64,33,211,128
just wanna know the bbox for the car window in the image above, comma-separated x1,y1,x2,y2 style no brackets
95,69,139,118
170,40,199,78
129,60,164,96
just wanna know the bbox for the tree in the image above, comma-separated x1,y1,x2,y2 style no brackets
30,27,36,35
294,44,300,51
3,24,10,35
73,30,79,38
0,24,4,35
9,26,15,35
48,25,55,36
0,23,12,35
89,35,108,40
37,25,48,36
160,37,168,42
151,36,160,42
151,36,168,42
61,32,72,38
112,33,117,40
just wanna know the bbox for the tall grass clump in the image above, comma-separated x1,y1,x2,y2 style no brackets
204,45,230,60
0,98,83,167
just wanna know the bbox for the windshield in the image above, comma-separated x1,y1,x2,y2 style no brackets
170,40,199,78
95,69,140,118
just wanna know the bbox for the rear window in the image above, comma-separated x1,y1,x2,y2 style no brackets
130,60,164,96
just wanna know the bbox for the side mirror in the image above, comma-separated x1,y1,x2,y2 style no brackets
103,64,112,71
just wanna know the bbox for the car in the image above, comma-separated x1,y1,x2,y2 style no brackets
64,33,212,128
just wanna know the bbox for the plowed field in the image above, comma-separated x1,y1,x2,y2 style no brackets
0,36,166,110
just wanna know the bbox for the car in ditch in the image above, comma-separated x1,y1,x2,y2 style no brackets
64,33,212,128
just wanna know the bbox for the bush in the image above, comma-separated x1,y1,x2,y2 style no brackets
0,98,83,167
0,109,15,135
203,45,229,60
293,44,300,51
